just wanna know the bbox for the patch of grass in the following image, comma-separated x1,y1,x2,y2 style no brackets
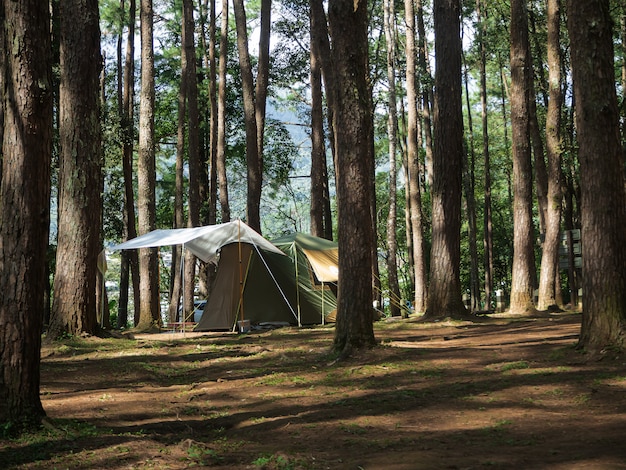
290,375,308,384
480,419,514,444
138,361,200,379
52,419,108,440
486,361,530,373
546,387,565,397
415,367,445,378
179,405,202,416
573,393,591,405
252,454,308,470
183,441,224,465
255,372,289,386
593,373,626,386
500,361,530,372
548,347,570,361
339,423,368,435
213,436,247,452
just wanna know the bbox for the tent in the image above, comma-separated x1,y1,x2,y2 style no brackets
194,232,338,331
109,221,287,323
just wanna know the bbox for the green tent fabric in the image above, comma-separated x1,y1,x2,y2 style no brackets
194,233,338,331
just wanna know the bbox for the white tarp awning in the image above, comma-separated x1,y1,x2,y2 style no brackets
109,220,284,264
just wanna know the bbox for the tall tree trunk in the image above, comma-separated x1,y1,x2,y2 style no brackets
182,0,202,319
309,0,330,239
119,0,139,328
217,0,230,222
477,0,493,310
383,0,401,317
201,0,218,227
233,0,261,232
423,0,467,320
168,52,187,324
255,0,271,182
462,45,480,312
537,0,563,312
621,8,626,148
49,0,103,338
0,0,52,431
196,0,215,298
136,0,160,330
328,0,376,355
416,0,434,189
405,0,427,314
311,0,338,186
568,0,626,354
528,8,549,238
98,59,109,329
310,0,334,240
508,0,537,315
498,52,513,211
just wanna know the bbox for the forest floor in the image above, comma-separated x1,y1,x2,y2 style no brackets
2,311,626,470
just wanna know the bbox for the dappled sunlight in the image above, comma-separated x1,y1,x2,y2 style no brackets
4,314,625,469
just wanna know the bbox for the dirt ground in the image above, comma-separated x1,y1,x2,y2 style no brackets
3,311,626,470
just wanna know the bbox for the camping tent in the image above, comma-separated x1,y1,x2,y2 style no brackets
109,221,287,324
194,232,338,331
271,232,339,283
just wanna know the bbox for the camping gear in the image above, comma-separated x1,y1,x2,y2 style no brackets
110,220,283,263
111,221,339,331
194,232,338,331
109,220,286,325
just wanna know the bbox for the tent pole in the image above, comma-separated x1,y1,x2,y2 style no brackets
181,244,185,337
293,244,301,327
238,220,245,324
100,267,105,328
321,281,325,326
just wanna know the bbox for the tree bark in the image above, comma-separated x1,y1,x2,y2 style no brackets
201,0,218,227
49,0,103,338
383,0,402,317
119,0,139,328
168,46,187,324
328,0,377,355
311,0,337,184
537,0,563,312
136,0,160,330
462,47,480,312
417,0,434,189
423,0,467,320
217,0,230,222
182,0,202,318
309,0,331,240
0,0,52,431
568,0,626,354
255,0,271,181
477,0,493,310
405,0,427,314
508,0,537,315
196,0,216,297
233,0,262,232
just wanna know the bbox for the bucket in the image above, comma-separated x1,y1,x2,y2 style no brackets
237,319,251,333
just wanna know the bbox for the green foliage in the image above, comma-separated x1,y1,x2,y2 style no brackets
252,453,303,470
185,442,223,465
94,0,612,314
